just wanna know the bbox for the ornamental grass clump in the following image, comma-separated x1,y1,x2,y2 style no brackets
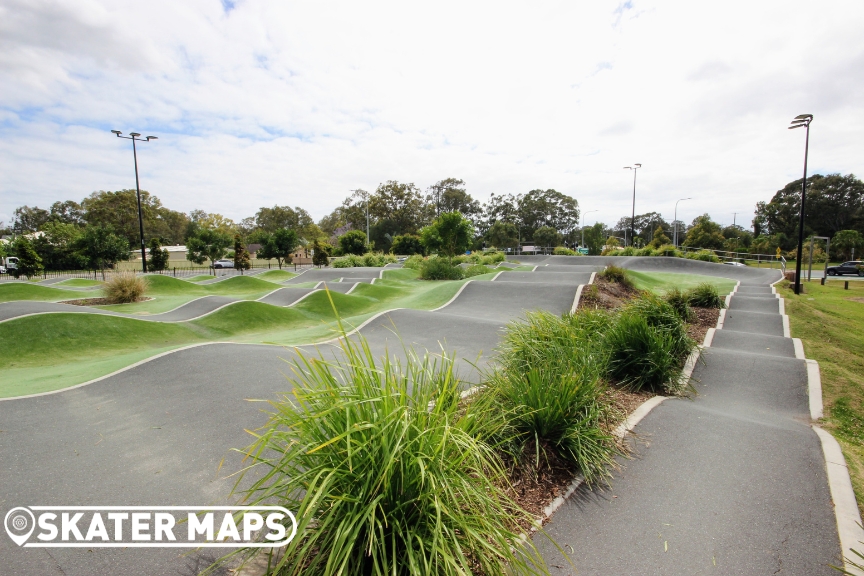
599,264,634,289
103,272,147,303
604,294,694,393
419,257,464,280
227,331,548,576
464,263,493,277
686,282,725,308
663,287,695,322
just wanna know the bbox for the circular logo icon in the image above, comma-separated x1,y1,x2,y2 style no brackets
4,507,35,546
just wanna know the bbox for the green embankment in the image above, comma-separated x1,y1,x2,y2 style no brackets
0,283,100,302
629,271,737,295
54,279,104,288
256,270,297,282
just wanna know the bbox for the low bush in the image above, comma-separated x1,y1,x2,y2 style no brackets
103,272,147,303
685,249,720,263
654,244,682,257
332,252,397,268
402,254,425,270
227,333,545,575
483,251,506,264
553,246,577,255
664,287,695,322
618,247,637,256
599,264,634,289
419,257,464,280
636,247,656,257
686,282,725,308
624,294,693,358
464,264,494,277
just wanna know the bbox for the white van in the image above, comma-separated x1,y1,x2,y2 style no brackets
1,257,18,273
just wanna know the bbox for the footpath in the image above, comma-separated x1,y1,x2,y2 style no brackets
536,277,857,575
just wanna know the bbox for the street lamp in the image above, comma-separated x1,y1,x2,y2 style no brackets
624,164,642,246
112,130,157,273
788,113,813,295
581,209,599,249
673,197,691,247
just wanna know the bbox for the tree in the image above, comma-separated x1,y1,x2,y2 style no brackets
831,230,864,261
517,189,579,241
12,236,44,279
186,228,233,267
390,234,424,255
253,206,315,236
147,238,170,272
233,235,251,272
312,239,331,267
613,212,669,246
533,226,561,250
369,181,427,234
12,205,50,234
34,221,84,270
420,212,475,259
649,226,671,248
583,222,607,255
754,174,864,250
257,228,299,268
82,190,189,246
338,230,368,256
682,214,725,250
74,225,131,279
486,220,519,250
48,200,85,226
427,178,481,220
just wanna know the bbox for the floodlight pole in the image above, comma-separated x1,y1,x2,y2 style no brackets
673,197,691,247
112,130,157,273
624,164,641,246
788,115,813,295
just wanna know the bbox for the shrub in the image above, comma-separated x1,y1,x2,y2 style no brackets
636,247,656,257
464,264,493,277
553,246,577,255
599,264,634,289
654,244,682,257
104,272,147,303
479,368,618,483
664,288,695,322
483,251,506,263
686,282,725,308
618,246,637,256
604,295,694,392
419,257,464,280
403,254,425,270
332,252,395,268
226,333,545,576
685,249,720,263
390,234,424,255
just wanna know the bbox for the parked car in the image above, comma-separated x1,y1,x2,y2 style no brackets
826,261,863,276
211,259,234,269
0,265,6,274
724,261,747,267
2,256,18,272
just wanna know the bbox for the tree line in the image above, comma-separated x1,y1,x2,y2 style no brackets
3,173,863,276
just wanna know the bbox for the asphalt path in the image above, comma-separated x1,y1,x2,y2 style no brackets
282,268,384,284
5,258,841,575
533,266,842,574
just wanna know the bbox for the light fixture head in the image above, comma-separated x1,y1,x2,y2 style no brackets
111,130,122,135
635,163,642,168
129,132,141,137
794,114,813,121
146,136,158,141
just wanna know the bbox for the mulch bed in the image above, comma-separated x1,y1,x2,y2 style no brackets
688,307,721,343
577,276,641,309
59,297,153,306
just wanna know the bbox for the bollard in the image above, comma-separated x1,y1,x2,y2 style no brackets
845,281,849,290
821,277,825,285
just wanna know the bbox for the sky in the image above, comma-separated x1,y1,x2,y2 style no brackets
1,0,862,231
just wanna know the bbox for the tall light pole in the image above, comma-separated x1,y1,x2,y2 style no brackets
673,197,691,247
112,130,157,273
788,114,813,295
581,209,598,248
624,164,641,246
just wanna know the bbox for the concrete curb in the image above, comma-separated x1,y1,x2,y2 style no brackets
570,286,584,314
715,309,727,329
806,359,824,420
793,338,805,359
782,314,791,337
813,426,864,576
491,271,503,281
430,281,473,312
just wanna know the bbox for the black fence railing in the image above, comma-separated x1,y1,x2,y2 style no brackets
0,262,318,282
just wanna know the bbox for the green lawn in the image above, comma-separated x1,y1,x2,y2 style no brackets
628,271,737,295
54,278,104,288
255,269,297,282
0,283,100,302
185,275,216,282
783,280,864,516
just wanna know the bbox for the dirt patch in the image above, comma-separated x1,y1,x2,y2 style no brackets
578,276,641,310
848,297,864,304
687,307,721,343
59,297,153,306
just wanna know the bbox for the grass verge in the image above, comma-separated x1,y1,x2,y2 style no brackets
629,271,737,295
782,279,864,516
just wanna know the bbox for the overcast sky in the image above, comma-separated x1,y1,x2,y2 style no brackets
1,0,861,230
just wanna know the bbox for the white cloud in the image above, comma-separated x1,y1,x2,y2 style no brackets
0,0,862,230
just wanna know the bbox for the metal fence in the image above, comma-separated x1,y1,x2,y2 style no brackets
0,262,318,282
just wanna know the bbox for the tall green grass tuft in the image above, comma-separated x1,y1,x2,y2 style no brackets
103,272,148,303
464,263,494,277
227,331,546,575
599,264,634,289
686,282,725,308
663,287,695,322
